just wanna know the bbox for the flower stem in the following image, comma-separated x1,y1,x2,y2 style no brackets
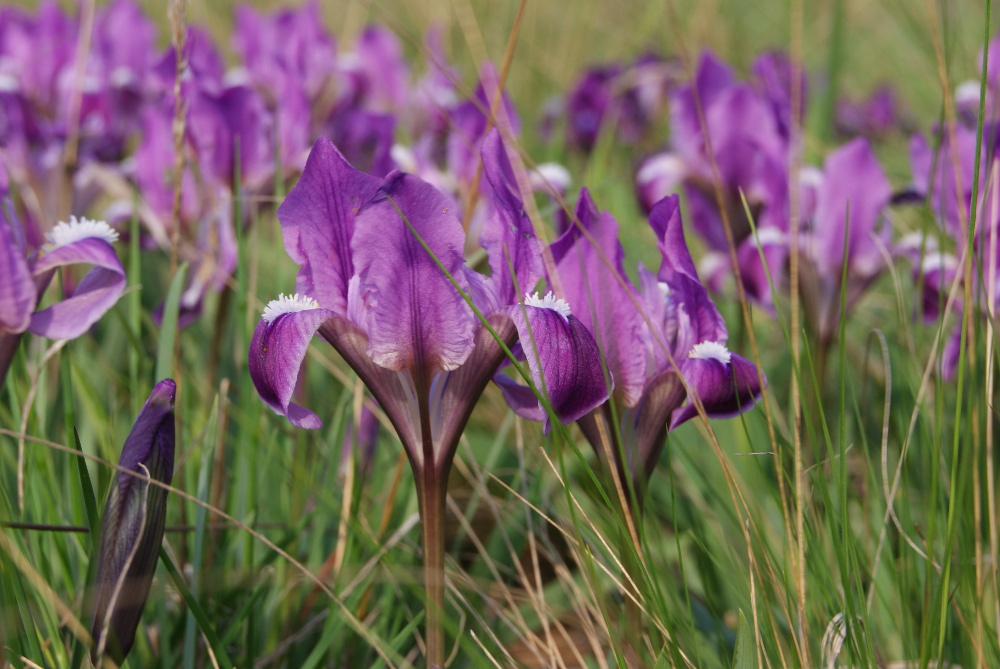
416,465,448,668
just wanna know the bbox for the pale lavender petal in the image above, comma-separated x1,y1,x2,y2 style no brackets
248,307,334,429
277,137,382,315
350,172,476,375
813,138,891,275
672,349,763,428
28,238,125,339
0,203,34,334
354,25,409,113
635,152,686,215
479,129,544,304
550,188,646,407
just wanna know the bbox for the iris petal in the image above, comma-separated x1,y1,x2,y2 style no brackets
277,137,382,315
500,302,611,431
28,237,126,340
248,308,334,429
671,351,763,428
351,171,476,375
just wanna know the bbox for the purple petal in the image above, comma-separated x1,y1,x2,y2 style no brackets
322,107,396,178
479,129,544,305
277,137,382,315
249,307,334,429
493,370,548,423
635,153,686,215
0,203,35,334
649,194,699,282
812,138,891,275
649,195,728,354
671,348,763,429
353,25,410,113
350,172,476,375
28,238,125,340
499,300,611,430
550,188,646,407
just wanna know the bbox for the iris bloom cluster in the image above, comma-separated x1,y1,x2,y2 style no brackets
498,190,763,489
636,51,898,349
903,33,1000,378
249,129,610,665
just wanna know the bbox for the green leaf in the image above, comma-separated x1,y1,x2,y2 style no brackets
159,546,234,669
732,609,757,669
73,428,100,538
155,263,188,383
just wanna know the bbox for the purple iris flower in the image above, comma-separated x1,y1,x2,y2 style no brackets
0,206,126,386
906,117,1000,379
499,191,763,484
636,52,791,294
562,55,676,153
233,1,336,107
836,85,908,139
248,131,607,665
90,379,175,665
798,137,894,344
248,130,609,456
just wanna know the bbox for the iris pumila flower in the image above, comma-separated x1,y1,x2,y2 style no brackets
498,191,763,490
562,54,676,153
0,207,126,387
90,379,175,665
248,130,608,665
798,137,894,347
906,116,1000,379
635,51,797,309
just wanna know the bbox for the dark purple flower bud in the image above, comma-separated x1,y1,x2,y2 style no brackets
90,379,176,665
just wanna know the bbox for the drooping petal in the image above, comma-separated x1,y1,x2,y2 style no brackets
550,188,646,406
248,299,334,429
499,293,611,430
28,233,126,340
0,201,34,334
277,137,382,315
91,379,175,666
671,345,763,428
350,172,476,375
479,129,544,306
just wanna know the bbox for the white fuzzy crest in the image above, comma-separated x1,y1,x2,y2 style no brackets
262,293,320,322
47,216,119,248
524,291,571,319
689,341,731,364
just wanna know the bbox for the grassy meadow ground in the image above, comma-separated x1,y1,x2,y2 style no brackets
1,0,999,667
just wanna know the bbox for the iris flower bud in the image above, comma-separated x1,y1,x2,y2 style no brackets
90,379,176,665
